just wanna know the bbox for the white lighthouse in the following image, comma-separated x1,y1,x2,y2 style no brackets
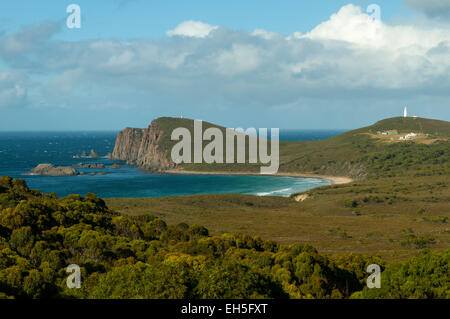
403,107,408,118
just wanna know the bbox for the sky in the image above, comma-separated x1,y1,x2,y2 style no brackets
0,0,449,130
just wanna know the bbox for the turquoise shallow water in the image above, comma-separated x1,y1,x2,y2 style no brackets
0,131,335,198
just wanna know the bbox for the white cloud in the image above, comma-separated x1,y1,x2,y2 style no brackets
166,21,218,38
215,44,262,76
298,5,382,46
298,4,450,52
0,5,449,121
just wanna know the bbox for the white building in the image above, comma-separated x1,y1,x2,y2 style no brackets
399,132,419,140
403,107,408,118
405,133,418,139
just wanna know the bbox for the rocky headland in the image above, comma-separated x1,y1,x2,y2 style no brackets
110,120,176,172
110,116,449,180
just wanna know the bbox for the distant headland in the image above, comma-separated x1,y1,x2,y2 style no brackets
110,116,449,181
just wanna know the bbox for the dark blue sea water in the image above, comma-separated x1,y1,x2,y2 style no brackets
0,130,342,198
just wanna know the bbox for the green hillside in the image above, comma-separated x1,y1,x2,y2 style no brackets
278,117,450,178
151,116,229,159
146,116,449,179
353,117,450,137
150,117,263,172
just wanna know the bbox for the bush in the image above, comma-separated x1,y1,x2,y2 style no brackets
0,177,448,299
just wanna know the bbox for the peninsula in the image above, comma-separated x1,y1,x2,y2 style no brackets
111,116,449,180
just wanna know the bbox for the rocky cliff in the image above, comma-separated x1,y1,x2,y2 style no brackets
111,120,176,172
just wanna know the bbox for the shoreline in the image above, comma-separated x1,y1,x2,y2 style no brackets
163,169,354,185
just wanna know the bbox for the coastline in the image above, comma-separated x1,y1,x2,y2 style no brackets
163,169,354,185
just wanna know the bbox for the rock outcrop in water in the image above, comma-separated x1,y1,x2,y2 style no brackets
90,149,100,158
74,163,105,169
111,120,176,172
27,164,79,176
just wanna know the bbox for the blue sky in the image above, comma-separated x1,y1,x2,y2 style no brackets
0,0,449,130
1,0,405,39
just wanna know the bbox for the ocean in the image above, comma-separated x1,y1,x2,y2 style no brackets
0,130,344,198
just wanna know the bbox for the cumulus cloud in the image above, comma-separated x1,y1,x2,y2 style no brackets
166,21,218,38
0,4,449,122
297,4,449,52
406,0,450,18
296,5,383,45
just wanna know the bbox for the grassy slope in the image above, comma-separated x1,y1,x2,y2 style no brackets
150,116,449,178
152,117,262,172
107,117,450,261
278,117,449,178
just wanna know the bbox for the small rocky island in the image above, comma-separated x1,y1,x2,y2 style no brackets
26,163,111,176
26,164,79,176
74,163,105,169
73,149,100,159
90,149,100,158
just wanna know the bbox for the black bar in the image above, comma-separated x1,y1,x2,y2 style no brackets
1,299,448,318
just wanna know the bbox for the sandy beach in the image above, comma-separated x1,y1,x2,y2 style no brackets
163,169,354,185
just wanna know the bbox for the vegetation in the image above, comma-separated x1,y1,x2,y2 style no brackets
0,117,448,299
278,117,449,178
1,176,448,299
357,141,449,177
150,117,449,179
354,251,449,299
107,173,449,262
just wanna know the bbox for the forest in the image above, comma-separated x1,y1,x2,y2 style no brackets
0,176,448,299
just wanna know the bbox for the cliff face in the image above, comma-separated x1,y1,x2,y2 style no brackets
111,120,176,171
111,128,144,162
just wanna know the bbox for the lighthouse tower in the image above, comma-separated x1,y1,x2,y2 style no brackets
403,107,408,118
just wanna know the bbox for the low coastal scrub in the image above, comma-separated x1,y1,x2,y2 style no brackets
357,141,450,178
0,176,448,299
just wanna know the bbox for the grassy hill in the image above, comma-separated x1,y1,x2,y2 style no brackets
132,117,263,172
142,116,449,179
354,117,450,137
149,117,229,157
278,117,449,178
